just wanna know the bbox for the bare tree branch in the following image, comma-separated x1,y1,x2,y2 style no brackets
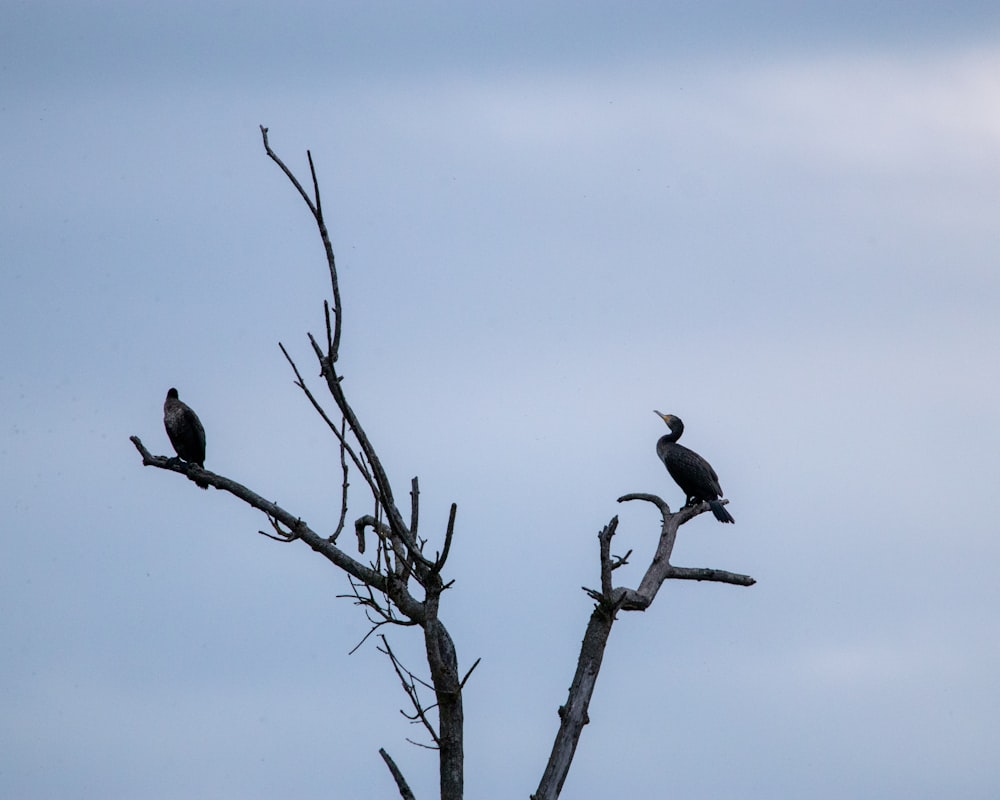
331,415,351,543
262,128,465,800
355,514,394,541
617,493,753,610
278,341,377,497
459,658,481,691
260,125,342,360
534,518,621,800
410,477,420,536
432,504,458,573
129,436,412,606
533,494,754,800
259,126,317,215
533,596,616,800
299,324,413,548
598,516,618,600
258,512,300,543
379,748,417,800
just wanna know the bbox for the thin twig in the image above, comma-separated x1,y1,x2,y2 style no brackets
611,549,632,571
307,328,414,549
279,342,378,495
330,416,351,543
259,126,317,216
380,636,441,748
260,127,341,360
459,657,481,690
257,513,300,542
433,504,458,573
347,619,394,655
308,150,322,218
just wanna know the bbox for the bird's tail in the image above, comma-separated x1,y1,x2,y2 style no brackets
709,500,735,524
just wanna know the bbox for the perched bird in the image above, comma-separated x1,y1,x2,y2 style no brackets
654,411,733,523
164,388,208,489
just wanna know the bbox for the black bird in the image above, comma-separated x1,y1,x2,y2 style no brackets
164,388,208,489
654,411,733,523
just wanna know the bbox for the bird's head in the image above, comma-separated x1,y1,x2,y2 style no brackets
654,410,684,438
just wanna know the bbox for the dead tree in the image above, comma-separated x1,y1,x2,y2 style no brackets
131,127,472,800
130,129,754,800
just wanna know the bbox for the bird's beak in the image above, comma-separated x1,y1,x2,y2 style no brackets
653,410,666,419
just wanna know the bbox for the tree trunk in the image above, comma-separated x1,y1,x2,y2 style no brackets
532,602,616,800
425,614,464,800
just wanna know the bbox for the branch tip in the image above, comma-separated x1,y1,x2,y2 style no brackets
379,748,417,800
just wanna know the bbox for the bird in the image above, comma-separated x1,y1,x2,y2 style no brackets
654,411,733,523
164,388,208,489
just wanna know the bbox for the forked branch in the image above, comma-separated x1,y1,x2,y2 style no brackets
533,495,754,799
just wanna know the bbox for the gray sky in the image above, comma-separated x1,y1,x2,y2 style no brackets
3,2,1000,798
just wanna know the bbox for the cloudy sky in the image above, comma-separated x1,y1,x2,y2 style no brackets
3,2,1000,798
